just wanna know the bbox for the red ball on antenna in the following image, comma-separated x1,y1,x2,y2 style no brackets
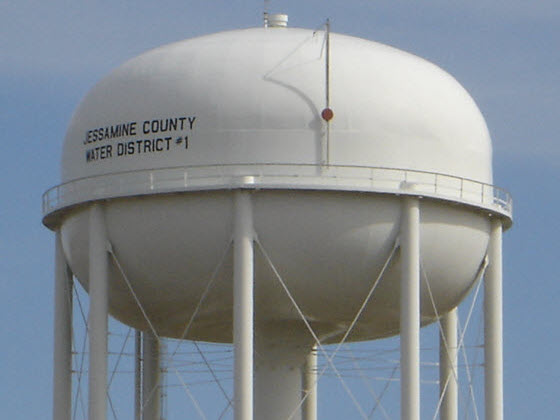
321,107,334,121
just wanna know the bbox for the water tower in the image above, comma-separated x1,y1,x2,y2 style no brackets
43,14,512,420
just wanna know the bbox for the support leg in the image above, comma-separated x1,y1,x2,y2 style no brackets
142,330,161,420
135,330,142,420
439,308,458,420
233,191,254,420
400,196,420,420
88,204,109,420
53,232,73,420
485,219,503,420
302,345,318,420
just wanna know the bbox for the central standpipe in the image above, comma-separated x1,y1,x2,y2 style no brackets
233,190,254,420
255,333,310,420
88,204,109,420
400,196,420,420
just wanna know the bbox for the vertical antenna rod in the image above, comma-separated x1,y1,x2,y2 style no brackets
320,19,334,166
325,19,331,112
325,19,332,165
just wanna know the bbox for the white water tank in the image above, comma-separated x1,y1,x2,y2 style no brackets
43,26,511,343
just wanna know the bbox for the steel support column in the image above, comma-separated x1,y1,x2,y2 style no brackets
400,196,420,420
142,330,161,420
233,190,254,420
439,308,458,420
135,330,142,420
485,219,503,420
302,346,318,420
53,231,73,420
88,204,109,420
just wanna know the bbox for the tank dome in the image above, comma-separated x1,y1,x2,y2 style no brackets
62,27,492,184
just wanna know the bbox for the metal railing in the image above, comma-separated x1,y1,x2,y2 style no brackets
42,163,512,220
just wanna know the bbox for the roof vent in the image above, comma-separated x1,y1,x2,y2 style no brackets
265,13,288,28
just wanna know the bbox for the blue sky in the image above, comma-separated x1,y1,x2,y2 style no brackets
1,1,559,419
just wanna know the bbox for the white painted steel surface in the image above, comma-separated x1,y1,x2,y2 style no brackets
44,25,511,342
254,332,310,420
43,23,512,420
233,191,254,420
142,331,161,420
56,191,492,341
266,13,288,28
58,28,493,185
302,347,318,420
400,197,420,420
88,205,109,420
485,219,504,420
42,164,512,225
134,331,142,420
53,233,72,420
440,309,458,420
